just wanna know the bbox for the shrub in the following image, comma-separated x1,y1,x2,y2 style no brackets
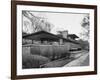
30,45,40,55
22,54,50,69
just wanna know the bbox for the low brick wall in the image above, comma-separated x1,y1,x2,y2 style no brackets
30,45,70,60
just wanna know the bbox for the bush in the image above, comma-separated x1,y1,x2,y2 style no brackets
30,45,40,55
22,54,50,69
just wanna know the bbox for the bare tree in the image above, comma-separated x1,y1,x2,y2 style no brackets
22,11,54,33
80,14,90,41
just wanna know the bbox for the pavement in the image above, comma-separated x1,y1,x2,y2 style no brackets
40,50,89,68
64,52,89,67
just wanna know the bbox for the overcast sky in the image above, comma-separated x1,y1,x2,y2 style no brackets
30,11,89,39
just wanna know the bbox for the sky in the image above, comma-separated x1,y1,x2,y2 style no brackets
29,11,89,39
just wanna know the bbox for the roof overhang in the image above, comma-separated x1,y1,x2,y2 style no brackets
23,31,79,44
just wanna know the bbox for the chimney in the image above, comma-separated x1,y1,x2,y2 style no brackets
61,30,68,39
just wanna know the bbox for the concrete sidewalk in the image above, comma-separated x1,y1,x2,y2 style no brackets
64,53,89,67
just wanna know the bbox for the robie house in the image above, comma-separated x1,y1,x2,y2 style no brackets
22,30,81,60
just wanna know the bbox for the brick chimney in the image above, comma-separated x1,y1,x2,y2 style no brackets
61,30,68,39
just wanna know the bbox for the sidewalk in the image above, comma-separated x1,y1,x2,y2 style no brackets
64,52,89,67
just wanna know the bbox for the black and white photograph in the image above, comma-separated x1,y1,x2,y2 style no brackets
22,11,90,69
11,1,97,79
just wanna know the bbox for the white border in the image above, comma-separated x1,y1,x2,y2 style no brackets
17,5,94,75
